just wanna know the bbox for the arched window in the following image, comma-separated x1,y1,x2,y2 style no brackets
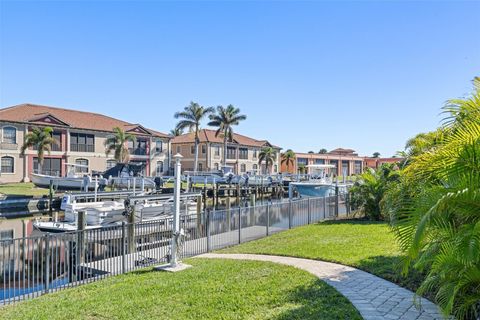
214,163,219,171
75,158,89,173
2,127,16,144
106,160,117,169
240,164,246,173
253,164,258,172
1,156,14,173
156,161,164,176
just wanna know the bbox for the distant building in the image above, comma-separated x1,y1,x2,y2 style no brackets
171,129,281,174
281,148,365,176
0,104,171,183
364,157,401,169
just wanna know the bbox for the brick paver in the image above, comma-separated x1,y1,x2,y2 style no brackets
197,253,444,320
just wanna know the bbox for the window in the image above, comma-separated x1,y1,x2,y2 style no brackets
0,156,14,173
214,163,219,171
106,160,117,169
156,161,164,175
2,127,16,144
252,149,257,158
342,160,350,176
354,161,362,174
214,146,220,156
201,144,206,154
0,229,14,247
75,159,89,173
70,133,95,152
51,131,62,151
155,140,163,153
227,147,236,159
191,145,195,154
315,159,325,164
240,164,246,173
253,164,258,172
297,158,308,165
274,165,278,173
176,146,181,154
34,157,61,175
239,148,248,160
198,163,203,171
130,139,147,156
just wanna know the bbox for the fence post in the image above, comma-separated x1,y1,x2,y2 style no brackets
121,221,126,274
44,233,50,293
226,199,231,232
206,210,211,252
323,196,327,219
266,202,270,236
288,200,292,229
128,204,135,254
346,192,350,216
307,197,311,225
238,207,242,244
335,186,339,219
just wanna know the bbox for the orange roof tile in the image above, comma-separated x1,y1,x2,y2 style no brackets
0,103,170,138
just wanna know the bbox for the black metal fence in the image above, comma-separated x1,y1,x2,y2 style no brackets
0,194,349,305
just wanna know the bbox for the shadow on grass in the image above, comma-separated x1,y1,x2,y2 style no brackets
316,218,386,226
274,279,362,320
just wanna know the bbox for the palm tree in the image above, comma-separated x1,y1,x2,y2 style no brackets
318,148,328,154
169,127,183,137
104,127,136,164
281,149,296,172
20,126,58,173
174,102,214,172
208,104,247,169
297,164,306,174
372,152,381,158
258,147,276,174
386,78,480,318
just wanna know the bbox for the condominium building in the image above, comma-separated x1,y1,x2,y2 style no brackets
0,104,171,183
281,148,365,176
171,129,281,174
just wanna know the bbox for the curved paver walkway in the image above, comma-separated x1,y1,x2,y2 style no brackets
196,253,444,320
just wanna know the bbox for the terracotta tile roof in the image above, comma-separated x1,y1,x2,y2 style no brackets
172,129,280,149
0,103,170,138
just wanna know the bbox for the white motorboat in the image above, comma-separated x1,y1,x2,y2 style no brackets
31,163,107,191
34,197,198,233
290,164,336,198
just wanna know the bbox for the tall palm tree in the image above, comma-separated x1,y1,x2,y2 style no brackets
104,127,136,164
208,104,247,169
20,126,58,173
281,149,296,172
175,102,214,172
258,147,276,174
169,127,183,137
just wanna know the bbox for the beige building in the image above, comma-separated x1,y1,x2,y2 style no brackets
171,129,281,174
281,148,365,176
0,104,171,183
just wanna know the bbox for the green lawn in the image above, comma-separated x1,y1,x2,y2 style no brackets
221,220,425,293
0,182,50,197
0,259,361,320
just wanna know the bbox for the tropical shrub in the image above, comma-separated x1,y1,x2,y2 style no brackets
349,163,400,220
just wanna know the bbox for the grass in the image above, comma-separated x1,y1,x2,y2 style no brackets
0,182,50,197
221,220,426,293
0,259,361,320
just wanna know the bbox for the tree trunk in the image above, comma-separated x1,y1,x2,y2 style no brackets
223,135,227,171
194,136,199,173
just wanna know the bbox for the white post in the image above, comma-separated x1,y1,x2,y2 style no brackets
133,177,136,196
171,153,183,267
94,176,98,202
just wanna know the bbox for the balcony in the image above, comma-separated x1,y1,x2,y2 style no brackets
71,144,95,153
129,148,147,156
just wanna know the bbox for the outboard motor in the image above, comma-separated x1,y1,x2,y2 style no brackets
154,176,163,190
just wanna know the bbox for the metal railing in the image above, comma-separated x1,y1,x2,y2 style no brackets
0,193,349,305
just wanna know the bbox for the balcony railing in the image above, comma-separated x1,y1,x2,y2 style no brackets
0,143,18,150
129,148,147,156
70,144,95,152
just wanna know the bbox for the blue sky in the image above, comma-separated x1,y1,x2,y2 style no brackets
1,1,479,157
